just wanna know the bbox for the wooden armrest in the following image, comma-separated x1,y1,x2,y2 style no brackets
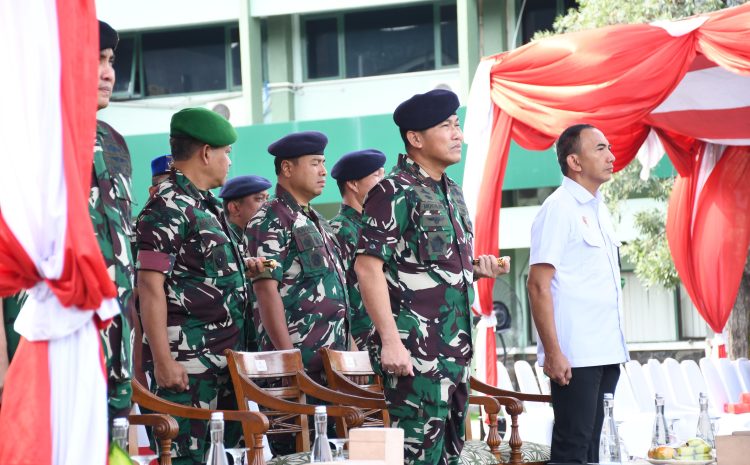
128,413,179,465
470,375,552,403
468,394,501,415
297,372,387,410
329,373,383,399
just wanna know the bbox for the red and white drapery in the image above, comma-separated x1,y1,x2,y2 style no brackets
464,3,750,384
0,1,119,464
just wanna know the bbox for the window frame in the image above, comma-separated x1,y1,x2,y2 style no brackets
301,0,458,82
112,23,243,101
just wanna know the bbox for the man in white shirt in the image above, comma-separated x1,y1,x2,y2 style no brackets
527,124,629,464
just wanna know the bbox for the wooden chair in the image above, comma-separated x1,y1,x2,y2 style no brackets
126,413,179,465
470,375,552,465
319,348,510,464
132,379,270,465
225,348,375,453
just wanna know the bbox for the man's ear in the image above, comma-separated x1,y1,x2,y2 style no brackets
280,159,292,178
200,144,211,165
566,153,582,173
406,130,422,149
346,179,359,195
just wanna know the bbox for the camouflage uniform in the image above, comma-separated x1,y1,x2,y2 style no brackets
357,154,475,465
227,221,259,352
90,120,135,421
330,204,371,350
246,184,349,377
135,169,247,465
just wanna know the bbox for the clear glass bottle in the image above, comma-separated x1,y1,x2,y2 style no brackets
111,417,129,451
651,394,670,447
599,393,622,464
310,406,334,463
696,392,715,448
205,412,229,465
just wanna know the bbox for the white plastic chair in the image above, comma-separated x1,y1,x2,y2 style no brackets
644,358,697,413
496,361,516,392
613,364,658,458
699,357,730,412
533,362,551,396
716,358,744,403
663,358,698,408
514,360,542,395
735,359,750,392
625,360,655,413
681,359,712,409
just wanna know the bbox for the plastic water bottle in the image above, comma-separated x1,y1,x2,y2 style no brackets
205,412,229,465
696,392,715,448
310,406,333,462
111,417,129,451
599,393,622,464
651,394,670,446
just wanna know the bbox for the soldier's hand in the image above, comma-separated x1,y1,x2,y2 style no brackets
473,255,510,279
155,359,189,392
244,257,266,279
380,340,414,377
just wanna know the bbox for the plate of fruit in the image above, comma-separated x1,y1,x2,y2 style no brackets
646,438,715,464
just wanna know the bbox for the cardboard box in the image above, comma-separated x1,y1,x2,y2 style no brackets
348,427,404,465
716,431,750,465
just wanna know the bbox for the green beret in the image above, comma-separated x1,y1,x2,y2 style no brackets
170,107,237,147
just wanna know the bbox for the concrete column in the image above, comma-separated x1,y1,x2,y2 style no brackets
457,0,480,98
266,15,296,122
239,0,264,124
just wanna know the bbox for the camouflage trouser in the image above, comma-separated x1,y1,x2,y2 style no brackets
383,363,469,465
100,314,133,424
350,308,373,351
148,369,241,465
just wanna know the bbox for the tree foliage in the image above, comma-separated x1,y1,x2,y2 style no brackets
533,0,742,288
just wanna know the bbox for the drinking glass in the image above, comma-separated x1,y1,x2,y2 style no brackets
226,447,246,465
130,454,159,465
329,438,348,461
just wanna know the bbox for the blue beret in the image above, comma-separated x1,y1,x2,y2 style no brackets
331,149,386,182
219,175,272,200
170,107,237,147
150,154,172,177
393,89,460,131
99,20,118,51
268,131,328,159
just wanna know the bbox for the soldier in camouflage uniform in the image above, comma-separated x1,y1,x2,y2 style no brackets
354,90,510,465
0,294,26,402
247,131,349,380
330,149,386,350
135,107,246,465
94,21,136,423
219,174,272,351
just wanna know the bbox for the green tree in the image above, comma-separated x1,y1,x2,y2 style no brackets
535,0,750,357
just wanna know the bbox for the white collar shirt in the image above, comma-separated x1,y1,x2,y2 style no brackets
529,176,629,367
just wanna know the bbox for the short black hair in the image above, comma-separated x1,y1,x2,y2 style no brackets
170,135,207,162
274,156,298,175
555,124,595,176
399,128,417,151
336,179,347,196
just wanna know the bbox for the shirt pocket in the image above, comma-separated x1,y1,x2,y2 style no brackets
580,226,605,248
294,224,328,277
417,212,452,262
201,229,236,278
112,173,134,237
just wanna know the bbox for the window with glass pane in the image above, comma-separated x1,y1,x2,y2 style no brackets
230,27,242,88
440,5,458,66
344,5,434,78
306,18,339,79
142,27,226,96
521,0,577,44
113,37,135,95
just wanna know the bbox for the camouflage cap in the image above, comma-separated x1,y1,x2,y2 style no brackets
170,107,237,147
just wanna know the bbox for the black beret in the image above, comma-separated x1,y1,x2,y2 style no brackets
268,131,327,159
150,154,172,177
170,107,237,147
99,20,119,51
393,89,460,131
219,175,272,200
331,149,386,182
